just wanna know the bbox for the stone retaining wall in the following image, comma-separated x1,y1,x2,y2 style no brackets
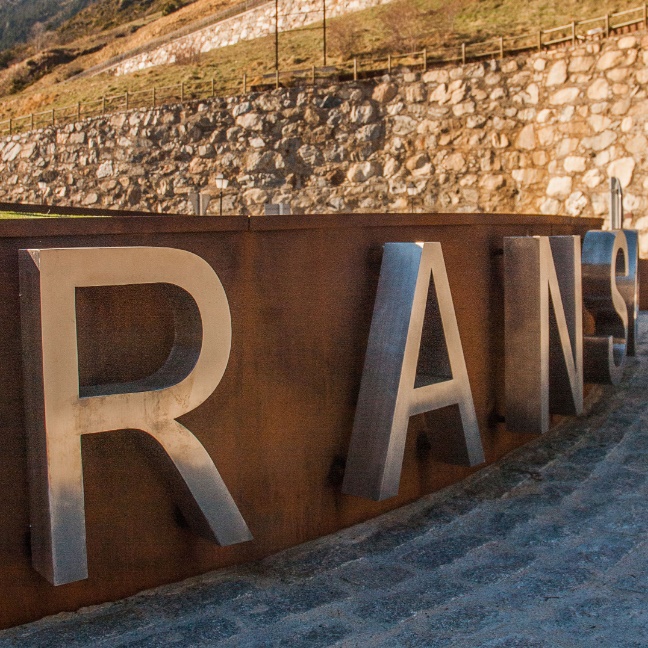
109,0,391,76
3,33,648,252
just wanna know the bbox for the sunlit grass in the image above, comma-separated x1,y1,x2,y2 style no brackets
0,210,99,218
0,0,643,121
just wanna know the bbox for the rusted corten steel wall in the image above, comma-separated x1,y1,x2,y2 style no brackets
0,212,600,628
639,259,648,310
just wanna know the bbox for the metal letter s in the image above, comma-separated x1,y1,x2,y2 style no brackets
582,231,629,385
504,236,583,434
618,229,639,357
20,247,252,586
342,242,485,502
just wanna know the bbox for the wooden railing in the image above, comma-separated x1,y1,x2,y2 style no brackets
1,3,647,137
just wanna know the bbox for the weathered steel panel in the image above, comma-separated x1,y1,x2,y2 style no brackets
0,211,601,628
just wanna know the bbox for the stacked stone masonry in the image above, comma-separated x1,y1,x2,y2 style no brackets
109,0,391,76
4,33,648,253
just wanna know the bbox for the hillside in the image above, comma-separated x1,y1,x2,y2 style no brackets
55,0,199,44
0,0,201,52
0,0,92,51
0,0,238,96
0,0,644,121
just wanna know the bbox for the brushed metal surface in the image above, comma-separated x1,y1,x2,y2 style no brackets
504,236,583,434
19,247,252,586
342,242,485,502
618,229,639,357
582,230,629,385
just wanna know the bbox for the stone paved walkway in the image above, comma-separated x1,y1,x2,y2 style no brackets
3,318,648,647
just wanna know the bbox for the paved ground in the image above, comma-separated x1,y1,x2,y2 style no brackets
3,319,648,647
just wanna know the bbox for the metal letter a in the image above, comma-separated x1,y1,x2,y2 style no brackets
342,242,485,502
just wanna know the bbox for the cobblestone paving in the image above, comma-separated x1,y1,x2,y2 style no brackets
3,318,648,647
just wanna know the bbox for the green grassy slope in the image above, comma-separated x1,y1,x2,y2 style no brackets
0,0,643,121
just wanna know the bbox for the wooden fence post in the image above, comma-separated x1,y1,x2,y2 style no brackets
499,36,504,59
30,113,34,130
387,53,392,73
353,57,358,81
538,31,542,49
275,68,279,89
423,47,427,71
571,21,576,45
461,42,466,65
605,14,610,37
8,118,12,135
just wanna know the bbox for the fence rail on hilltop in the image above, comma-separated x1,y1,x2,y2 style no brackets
1,3,647,138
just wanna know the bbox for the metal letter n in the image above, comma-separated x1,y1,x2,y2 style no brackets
504,236,583,434
20,247,252,586
342,242,485,502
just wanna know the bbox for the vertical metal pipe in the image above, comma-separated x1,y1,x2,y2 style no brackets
275,0,279,73
322,0,327,66
610,177,623,230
